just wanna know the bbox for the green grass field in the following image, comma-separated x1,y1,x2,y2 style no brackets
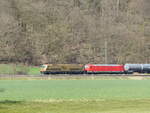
0,79,150,113
0,64,40,75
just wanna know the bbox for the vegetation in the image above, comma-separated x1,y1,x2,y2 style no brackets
0,1,150,112
1,80,150,100
0,80,150,113
0,0,150,65
0,64,40,75
1,100,150,113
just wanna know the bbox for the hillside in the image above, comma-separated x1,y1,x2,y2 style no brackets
0,0,150,65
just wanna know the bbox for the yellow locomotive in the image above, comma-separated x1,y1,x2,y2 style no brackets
40,64,84,74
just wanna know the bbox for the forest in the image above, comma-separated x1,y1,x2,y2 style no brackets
0,0,150,65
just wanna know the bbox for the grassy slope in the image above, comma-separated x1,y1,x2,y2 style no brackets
0,80,150,113
0,64,40,75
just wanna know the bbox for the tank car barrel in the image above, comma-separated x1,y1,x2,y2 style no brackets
124,64,150,73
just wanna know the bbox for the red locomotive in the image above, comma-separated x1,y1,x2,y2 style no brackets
84,64,125,74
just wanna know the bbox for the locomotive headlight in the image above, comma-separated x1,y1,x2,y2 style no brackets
40,64,48,71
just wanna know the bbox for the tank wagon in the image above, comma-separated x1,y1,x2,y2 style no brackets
40,64,150,75
124,64,150,73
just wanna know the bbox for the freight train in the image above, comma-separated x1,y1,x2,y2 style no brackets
40,64,150,74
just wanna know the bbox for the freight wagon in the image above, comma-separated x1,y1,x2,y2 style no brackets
124,64,150,73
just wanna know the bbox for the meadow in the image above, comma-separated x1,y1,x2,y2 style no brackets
0,79,150,113
0,64,40,75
